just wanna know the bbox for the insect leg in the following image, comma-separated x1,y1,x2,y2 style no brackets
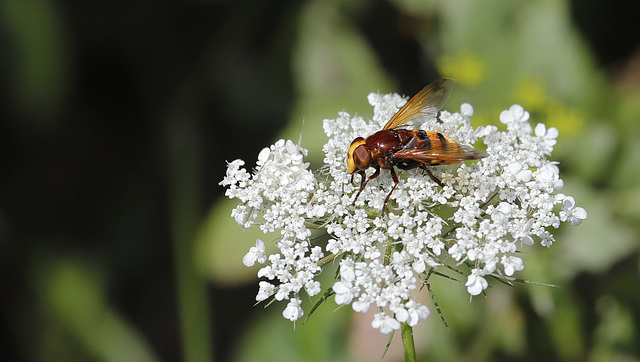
424,167,445,187
400,162,445,187
351,171,367,190
382,166,399,211
353,168,379,204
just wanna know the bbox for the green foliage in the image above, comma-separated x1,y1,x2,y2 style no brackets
32,252,159,361
231,266,355,362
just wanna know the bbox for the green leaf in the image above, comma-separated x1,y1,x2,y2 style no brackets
194,198,279,286
555,180,636,278
233,291,354,362
32,254,159,362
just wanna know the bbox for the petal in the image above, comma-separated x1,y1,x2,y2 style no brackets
339,263,356,281
374,314,401,334
282,299,303,321
474,126,487,137
517,169,533,182
563,196,576,209
332,281,349,294
508,162,523,173
504,264,515,276
242,252,256,267
257,147,271,164
394,308,409,323
483,260,497,274
353,299,370,313
573,207,588,220
465,272,488,296
412,259,426,273
335,292,352,305
519,235,534,245
500,110,513,124
305,281,321,296
255,239,265,252
510,105,525,119
461,103,474,116
496,202,512,215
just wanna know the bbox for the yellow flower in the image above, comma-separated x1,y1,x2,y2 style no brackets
437,51,487,87
513,76,548,113
545,103,586,136
512,76,586,136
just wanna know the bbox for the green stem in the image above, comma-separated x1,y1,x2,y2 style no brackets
166,114,213,362
401,322,417,362
317,252,338,267
382,235,416,361
384,239,394,266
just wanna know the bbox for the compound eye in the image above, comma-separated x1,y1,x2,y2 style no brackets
347,137,367,173
354,145,371,169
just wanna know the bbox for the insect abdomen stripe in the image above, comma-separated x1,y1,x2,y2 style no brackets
418,130,431,150
436,133,447,151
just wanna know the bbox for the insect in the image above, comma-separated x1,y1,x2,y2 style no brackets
346,78,488,210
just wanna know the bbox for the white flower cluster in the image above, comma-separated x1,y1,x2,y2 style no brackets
220,139,324,321
220,92,587,334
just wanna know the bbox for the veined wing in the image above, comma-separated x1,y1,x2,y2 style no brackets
392,143,488,165
383,78,454,130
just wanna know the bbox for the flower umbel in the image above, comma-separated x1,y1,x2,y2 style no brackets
220,90,586,334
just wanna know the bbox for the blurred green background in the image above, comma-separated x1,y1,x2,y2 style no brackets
1,0,640,361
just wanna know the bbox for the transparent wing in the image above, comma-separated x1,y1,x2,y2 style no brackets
392,143,488,164
383,79,454,130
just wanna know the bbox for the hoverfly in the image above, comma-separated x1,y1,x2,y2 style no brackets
346,78,488,210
